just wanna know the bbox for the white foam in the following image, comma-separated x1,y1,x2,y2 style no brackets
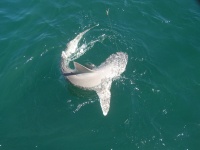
24,57,33,64
67,34,106,62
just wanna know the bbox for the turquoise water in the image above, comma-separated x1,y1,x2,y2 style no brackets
1,0,200,149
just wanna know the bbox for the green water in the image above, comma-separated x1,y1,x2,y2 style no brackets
1,0,200,149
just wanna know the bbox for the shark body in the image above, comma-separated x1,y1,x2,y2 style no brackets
61,26,128,116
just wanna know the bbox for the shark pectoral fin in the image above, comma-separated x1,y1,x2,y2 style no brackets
74,62,93,73
96,79,112,116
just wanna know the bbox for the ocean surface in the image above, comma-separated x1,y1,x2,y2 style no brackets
0,0,200,150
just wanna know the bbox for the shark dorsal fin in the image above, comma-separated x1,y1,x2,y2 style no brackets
74,62,93,73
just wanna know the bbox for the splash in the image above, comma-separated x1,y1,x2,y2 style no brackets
68,34,106,62
62,24,100,64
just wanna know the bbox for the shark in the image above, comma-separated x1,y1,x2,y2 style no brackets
61,25,128,116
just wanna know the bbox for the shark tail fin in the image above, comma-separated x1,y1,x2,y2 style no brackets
74,62,93,73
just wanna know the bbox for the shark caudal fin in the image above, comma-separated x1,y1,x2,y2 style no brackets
74,62,93,73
